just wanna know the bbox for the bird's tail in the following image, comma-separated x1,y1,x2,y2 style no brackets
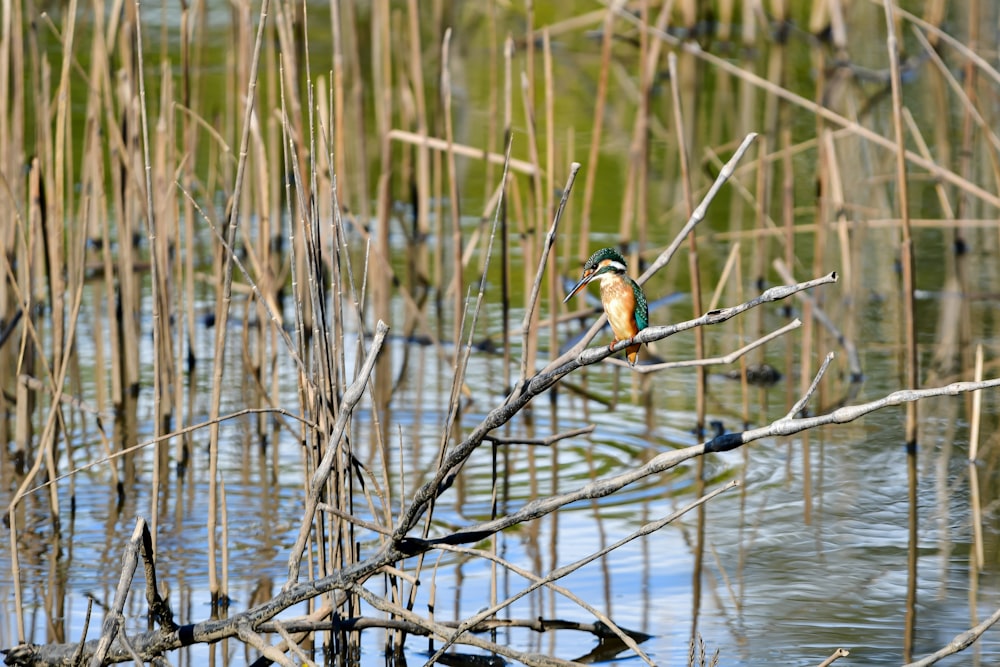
626,343,641,366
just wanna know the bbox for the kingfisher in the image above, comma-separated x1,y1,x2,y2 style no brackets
563,247,649,366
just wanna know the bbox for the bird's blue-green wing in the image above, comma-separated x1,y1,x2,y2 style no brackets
631,279,649,330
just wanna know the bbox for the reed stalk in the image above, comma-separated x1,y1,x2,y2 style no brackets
441,30,464,358
955,0,982,222
543,30,556,374
501,33,513,407
52,0,78,390
797,121,817,523
577,0,621,259
741,0,759,45
205,0,270,609
881,1,919,659
405,0,430,240
517,70,541,375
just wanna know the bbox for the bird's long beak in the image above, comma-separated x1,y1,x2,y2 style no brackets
563,271,593,303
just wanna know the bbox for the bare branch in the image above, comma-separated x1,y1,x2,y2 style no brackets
785,352,835,419
521,163,582,382
574,273,837,371
705,376,1000,454
235,621,295,667
484,425,596,446
634,319,802,373
816,647,850,667
902,606,1000,667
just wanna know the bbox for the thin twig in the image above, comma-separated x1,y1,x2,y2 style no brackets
633,319,802,373
785,352,835,420
484,425,596,446
23,408,315,496
318,504,394,537
522,162,581,382
583,274,837,369
349,583,585,667
705,377,1000,454
70,598,93,666
235,621,295,667
640,132,760,284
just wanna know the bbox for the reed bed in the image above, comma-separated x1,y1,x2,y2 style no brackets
2,1,1000,665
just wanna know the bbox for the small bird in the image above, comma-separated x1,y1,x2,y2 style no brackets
563,247,649,366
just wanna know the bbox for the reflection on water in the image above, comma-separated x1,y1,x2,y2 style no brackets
3,2,1000,666
4,282,1000,665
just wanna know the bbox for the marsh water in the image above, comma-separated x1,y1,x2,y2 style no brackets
3,2,1000,666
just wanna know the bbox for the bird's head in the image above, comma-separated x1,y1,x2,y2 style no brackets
563,247,628,302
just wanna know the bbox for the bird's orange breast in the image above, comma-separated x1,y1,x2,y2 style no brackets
599,277,640,341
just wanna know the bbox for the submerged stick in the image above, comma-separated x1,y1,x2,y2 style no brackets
817,647,851,667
